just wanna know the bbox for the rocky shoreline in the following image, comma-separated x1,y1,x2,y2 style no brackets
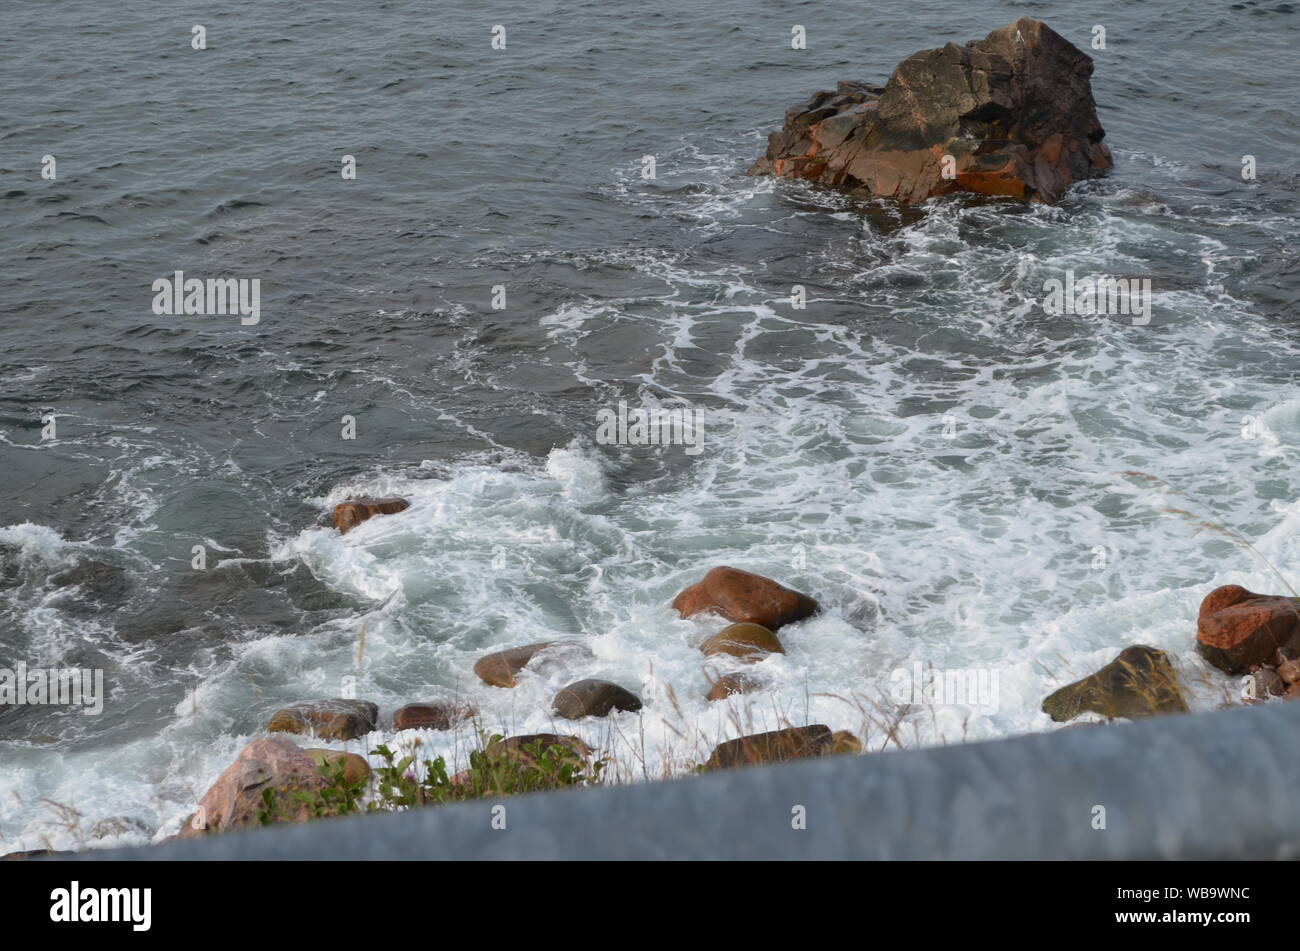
12,491,1295,859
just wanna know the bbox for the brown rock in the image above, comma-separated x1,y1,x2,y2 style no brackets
332,497,410,533
480,733,592,770
303,748,371,785
703,725,833,770
266,699,378,740
552,680,643,719
1195,585,1300,674
178,737,326,838
829,730,864,755
1277,657,1300,685
1287,683,1300,701
748,19,1111,204
1246,667,1285,700
472,640,592,688
1041,646,1187,722
705,672,766,701
392,701,476,731
673,566,817,631
699,622,784,661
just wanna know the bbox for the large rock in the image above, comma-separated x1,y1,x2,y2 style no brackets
748,19,1111,204
703,725,833,770
673,567,817,631
303,748,371,785
266,699,379,740
332,497,410,533
1196,585,1300,674
178,737,326,838
480,733,593,770
552,680,643,719
1041,646,1187,722
699,622,784,661
472,640,593,688
393,701,476,731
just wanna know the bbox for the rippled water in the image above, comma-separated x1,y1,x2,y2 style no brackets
1,0,1298,851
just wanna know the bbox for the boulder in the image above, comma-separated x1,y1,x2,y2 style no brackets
303,748,371,785
673,567,817,631
552,680,643,719
829,730,864,755
266,699,379,740
699,622,784,661
1276,647,1300,684
706,671,766,701
1041,646,1187,722
703,725,833,770
1195,585,1300,674
178,737,326,838
332,497,410,533
480,733,592,769
472,640,592,688
392,701,476,731
748,19,1111,204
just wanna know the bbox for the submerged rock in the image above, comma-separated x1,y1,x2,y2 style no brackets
179,737,325,838
706,671,766,701
703,725,833,770
1041,646,1187,722
392,701,476,731
266,699,379,740
332,497,410,533
699,622,784,661
552,679,643,719
748,18,1111,204
673,566,817,631
473,640,593,688
1196,585,1300,674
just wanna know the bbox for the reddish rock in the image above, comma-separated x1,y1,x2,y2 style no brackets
393,701,476,731
551,680,642,719
673,567,817,631
1195,585,1300,674
1041,646,1187,722
748,19,1111,205
178,737,326,838
480,733,593,769
1287,683,1300,701
699,622,784,661
332,497,410,533
706,671,765,701
472,640,593,688
266,699,379,740
1276,651,1300,685
703,725,833,770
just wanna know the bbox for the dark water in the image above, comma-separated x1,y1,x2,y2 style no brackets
1,0,1298,849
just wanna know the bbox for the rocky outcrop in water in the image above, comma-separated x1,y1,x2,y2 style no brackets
304,748,371,785
703,725,834,770
473,640,594,688
748,18,1112,204
392,701,476,731
552,679,643,719
673,566,817,631
332,497,410,533
1196,585,1300,674
266,699,379,740
1041,646,1186,722
699,622,784,661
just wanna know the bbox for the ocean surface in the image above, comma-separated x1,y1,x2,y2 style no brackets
1,0,1298,851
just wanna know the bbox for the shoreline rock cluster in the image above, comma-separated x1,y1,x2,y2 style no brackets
748,18,1112,204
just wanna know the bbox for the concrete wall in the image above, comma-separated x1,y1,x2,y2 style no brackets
80,701,1300,860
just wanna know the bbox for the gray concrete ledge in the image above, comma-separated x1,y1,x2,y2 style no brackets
78,701,1300,860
